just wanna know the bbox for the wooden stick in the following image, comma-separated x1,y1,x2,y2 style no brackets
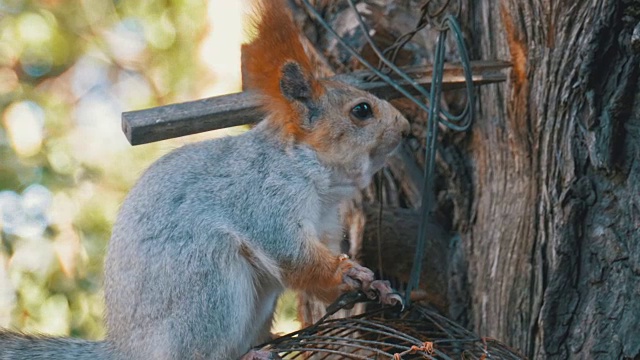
121,61,510,145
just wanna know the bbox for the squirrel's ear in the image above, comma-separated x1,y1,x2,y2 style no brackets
280,61,313,103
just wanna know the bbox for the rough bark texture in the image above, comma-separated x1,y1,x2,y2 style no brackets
295,0,640,359
466,1,640,358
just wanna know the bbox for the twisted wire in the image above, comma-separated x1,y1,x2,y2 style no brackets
258,304,524,359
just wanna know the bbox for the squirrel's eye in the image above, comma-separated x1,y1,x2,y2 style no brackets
351,102,373,120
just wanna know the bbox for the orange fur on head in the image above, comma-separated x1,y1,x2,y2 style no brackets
243,0,323,139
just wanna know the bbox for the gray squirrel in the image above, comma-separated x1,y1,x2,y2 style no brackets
0,0,410,359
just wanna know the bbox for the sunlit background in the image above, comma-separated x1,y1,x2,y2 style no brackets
0,0,299,339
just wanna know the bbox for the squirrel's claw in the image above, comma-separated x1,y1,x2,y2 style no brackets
385,292,405,311
368,280,405,309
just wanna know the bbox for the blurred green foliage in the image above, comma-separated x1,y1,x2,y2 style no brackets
0,0,244,340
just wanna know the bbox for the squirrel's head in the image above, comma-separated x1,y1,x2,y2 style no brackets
242,0,409,188
275,61,410,188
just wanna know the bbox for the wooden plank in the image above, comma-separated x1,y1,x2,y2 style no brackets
122,92,262,145
122,61,510,145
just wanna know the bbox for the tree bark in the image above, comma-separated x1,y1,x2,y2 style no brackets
464,1,640,358
295,0,640,359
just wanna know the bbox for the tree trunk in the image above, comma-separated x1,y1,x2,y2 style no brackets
464,1,640,358
295,0,640,358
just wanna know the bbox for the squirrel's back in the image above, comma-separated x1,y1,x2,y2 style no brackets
106,122,335,259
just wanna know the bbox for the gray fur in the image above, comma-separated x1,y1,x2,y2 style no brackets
104,121,345,359
0,331,117,360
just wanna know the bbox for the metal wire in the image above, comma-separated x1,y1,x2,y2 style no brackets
341,0,473,127
367,0,460,81
257,304,524,359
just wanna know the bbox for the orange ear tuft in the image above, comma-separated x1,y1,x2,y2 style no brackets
242,0,323,139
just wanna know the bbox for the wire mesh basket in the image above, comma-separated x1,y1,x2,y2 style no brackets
259,303,525,359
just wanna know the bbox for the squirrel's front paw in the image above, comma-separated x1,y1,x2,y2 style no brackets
338,256,374,291
337,255,403,308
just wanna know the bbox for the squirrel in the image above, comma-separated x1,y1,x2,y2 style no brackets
0,0,410,359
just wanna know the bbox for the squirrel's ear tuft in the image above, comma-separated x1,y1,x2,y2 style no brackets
242,0,323,139
280,62,312,102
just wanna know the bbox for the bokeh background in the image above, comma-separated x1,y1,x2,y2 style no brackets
0,0,299,339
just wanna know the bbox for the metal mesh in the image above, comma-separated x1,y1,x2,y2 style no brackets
258,304,524,359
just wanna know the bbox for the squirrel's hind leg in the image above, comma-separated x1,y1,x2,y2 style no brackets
118,227,282,360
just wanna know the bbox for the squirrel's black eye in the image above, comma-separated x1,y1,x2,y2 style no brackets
351,102,373,120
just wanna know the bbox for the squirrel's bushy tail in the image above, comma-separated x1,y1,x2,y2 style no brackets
0,331,115,360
